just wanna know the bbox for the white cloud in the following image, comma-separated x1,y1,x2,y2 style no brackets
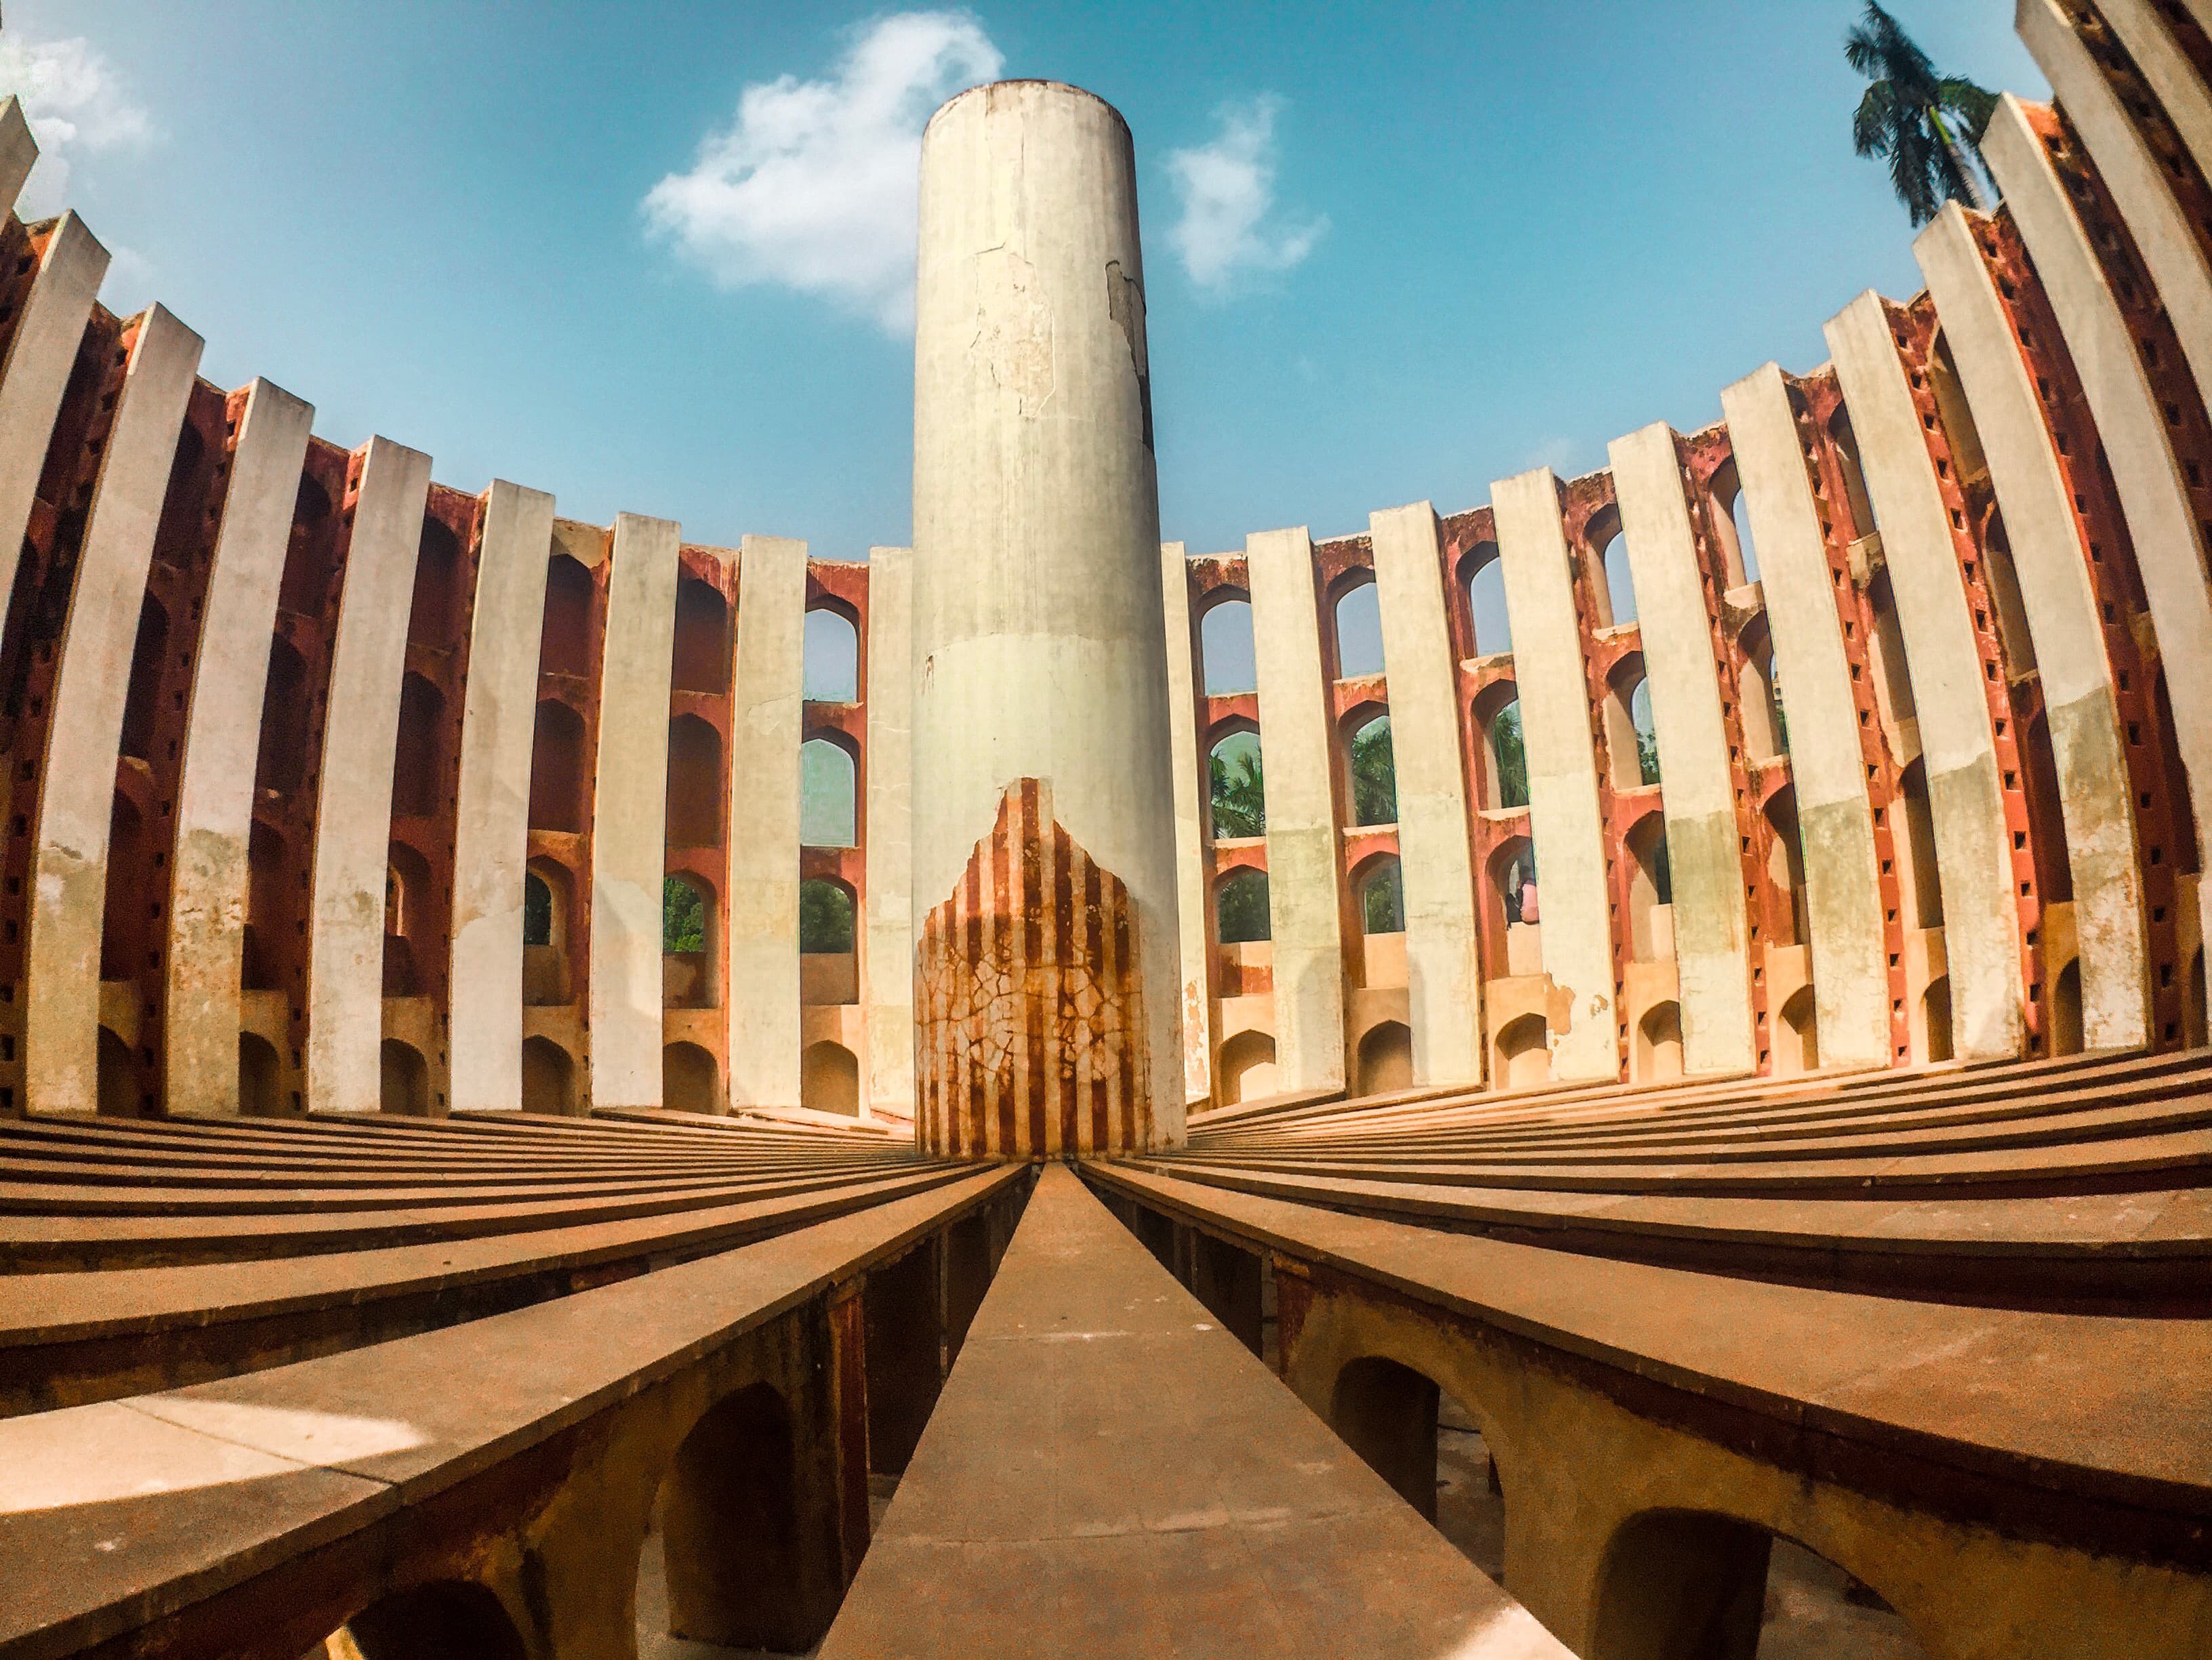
0,32,155,216
1165,96,1326,295
644,11,1001,333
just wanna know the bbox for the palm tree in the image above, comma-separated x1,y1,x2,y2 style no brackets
1846,3,2000,225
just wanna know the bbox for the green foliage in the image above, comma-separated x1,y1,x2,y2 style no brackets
662,877,705,954
1492,702,1530,810
1209,736,1267,839
1216,868,1271,944
1847,2,2000,226
1637,727,1662,787
800,878,855,953
1362,860,1404,934
1351,718,1397,826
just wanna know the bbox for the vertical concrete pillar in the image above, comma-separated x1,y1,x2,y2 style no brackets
1719,367,1891,1071
2090,0,2212,186
1984,94,2212,1016
303,436,433,1113
2019,0,2212,412
1826,293,2025,1061
22,306,202,1113
1609,426,1758,1075
1917,205,2150,1051
861,545,914,1120
165,378,316,1115
1158,541,1215,1111
0,215,109,627
726,533,806,1113
909,81,1183,1155
1491,468,1618,1082
588,513,682,1111
0,98,34,211
1247,524,1349,1094
1368,502,1484,1086
445,480,558,1111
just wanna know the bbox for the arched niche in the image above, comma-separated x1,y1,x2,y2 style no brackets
1198,593,1257,696
1216,1028,1277,1106
1208,726,1265,839
1214,867,1271,945
800,736,857,848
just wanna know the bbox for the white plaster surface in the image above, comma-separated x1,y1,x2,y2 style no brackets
1608,426,1756,1075
1826,292,2024,1062
588,514,682,1111
1159,541,1216,1108
164,378,316,1115
1491,468,1618,1082
1719,365,1891,1072
447,480,558,1112
726,535,806,1112
1369,503,1484,1087
0,98,32,217
2090,0,2212,190
1917,205,2148,1052
862,545,915,1119
304,437,433,1113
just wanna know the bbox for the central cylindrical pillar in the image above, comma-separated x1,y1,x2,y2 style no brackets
910,80,1183,1156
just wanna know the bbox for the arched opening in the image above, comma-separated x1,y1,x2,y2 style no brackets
336,1579,529,1660
1492,838,1540,930
539,553,594,678
528,699,588,834
1635,1001,1684,1083
237,1032,281,1117
1828,406,1877,535
1332,577,1385,678
801,1040,860,1116
1200,595,1257,694
662,1041,719,1114
1358,856,1404,936
670,575,731,694
1776,985,1819,1076
1477,689,1528,811
804,606,860,703
800,877,856,955
1208,728,1265,839
1708,456,1760,587
1215,867,1271,945
100,791,143,982
523,858,573,1008
276,474,335,617
1763,787,1808,948
255,635,310,797
1593,1510,1930,1660
665,714,722,848
243,820,285,992
2050,959,2084,1057
380,1039,429,1115
384,841,431,997
2021,710,2070,905
96,1026,137,1117
1216,1029,1277,1105
520,1035,574,1115
1738,616,1785,762
1347,713,1396,826
1866,569,1919,729
2155,673,2200,876
800,737,857,848
1624,814,1673,962
118,594,168,764
1923,977,1954,1064
1606,661,1657,789
1462,545,1512,657
392,673,443,819
1331,1354,1439,1518
1590,504,1634,627
645,1381,825,1653
1355,1020,1414,1096
1494,1011,1550,1087
408,516,462,648
663,873,715,1010
1898,760,1943,930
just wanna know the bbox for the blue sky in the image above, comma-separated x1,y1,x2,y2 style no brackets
3,2,2041,562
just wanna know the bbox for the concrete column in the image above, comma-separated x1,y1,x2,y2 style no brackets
2019,0,2212,413
0,98,33,214
303,436,433,1113
861,545,914,1121
1826,292,2025,1061
909,81,1183,1155
1159,540,1216,1110
164,377,316,1115
2091,0,2212,188
1609,426,1758,1075
1247,524,1349,1094
1368,502,1484,1086
1917,205,2150,1052
1719,366,1891,1071
587,512,681,1111
446,480,558,1111
726,533,806,1113
1984,94,2212,1018
22,305,202,1114
1491,468,1618,1082
0,215,109,629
